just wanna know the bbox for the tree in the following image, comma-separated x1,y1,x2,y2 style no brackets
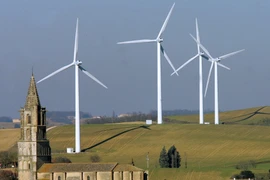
0,170,17,180
239,170,255,179
0,151,12,168
167,145,181,168
52,157,71,163
159,146,169,168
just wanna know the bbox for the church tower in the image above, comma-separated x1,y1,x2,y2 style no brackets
17,75,51,180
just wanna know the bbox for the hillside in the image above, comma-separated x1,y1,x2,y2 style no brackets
2,124,269,179
1,106,270,179
48,124,270,179
167,106,270,125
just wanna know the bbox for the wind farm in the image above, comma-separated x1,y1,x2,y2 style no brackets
189,33,244,125
1,1,270,180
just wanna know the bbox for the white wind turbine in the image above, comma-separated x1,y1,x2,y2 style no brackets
190,33,244,125
171,18,205,124
38,18,108,153
117,3,178,124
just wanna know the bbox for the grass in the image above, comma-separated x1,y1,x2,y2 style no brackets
168,106,270,125
0,128,20,151
46,123,270,179
1,106,270,179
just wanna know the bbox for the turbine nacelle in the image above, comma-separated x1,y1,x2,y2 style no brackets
199,52,204,56
212,58,221,62
157,38,164,43
75,60,82,66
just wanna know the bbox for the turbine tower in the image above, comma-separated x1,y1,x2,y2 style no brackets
117,3,178,124
171,18,205,124
190,33,244,124
38,18,108,153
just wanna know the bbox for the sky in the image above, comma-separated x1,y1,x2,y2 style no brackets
0,0,269,118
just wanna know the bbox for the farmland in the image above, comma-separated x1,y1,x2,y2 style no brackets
168,106,270,125
45,123,270,179
0,106,270,179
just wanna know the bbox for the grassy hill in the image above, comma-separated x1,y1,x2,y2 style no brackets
0,129,20,152
46,124,270,179
1,106,270,179
168,106,270,125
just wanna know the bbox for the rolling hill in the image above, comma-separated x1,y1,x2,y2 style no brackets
167,106,270,125
1,106,270,179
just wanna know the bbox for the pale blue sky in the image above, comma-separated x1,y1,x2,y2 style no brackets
0,0,269,118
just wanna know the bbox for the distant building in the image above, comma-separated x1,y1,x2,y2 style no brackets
118,114,132,118
91,116,102,119
12,119,20,123
17,75,147,180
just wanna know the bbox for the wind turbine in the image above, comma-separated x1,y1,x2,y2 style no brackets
189,33,244,125
37,18,108,153
117,3,178,124
171,18,205,124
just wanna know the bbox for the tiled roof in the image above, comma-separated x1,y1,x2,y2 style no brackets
113,164,143,171
38,163,118,173
25,75,41,109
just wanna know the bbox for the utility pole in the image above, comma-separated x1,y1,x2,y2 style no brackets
185,152,187,168
146,152,149,169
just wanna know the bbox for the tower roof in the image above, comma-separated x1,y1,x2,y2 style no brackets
25,74,41,109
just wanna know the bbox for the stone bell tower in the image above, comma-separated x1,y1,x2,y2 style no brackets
17,74,51,180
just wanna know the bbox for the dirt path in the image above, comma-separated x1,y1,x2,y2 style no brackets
46,126,56,132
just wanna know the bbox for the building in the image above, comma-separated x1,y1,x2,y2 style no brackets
17,75,51,180
17,75,147,180
38,163,146,180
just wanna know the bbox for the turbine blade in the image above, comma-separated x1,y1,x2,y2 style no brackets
218,49,245,60
160,44,178,76
117,39,156,44
204,61,214,97
37,63,74,83
190,33,214,59
73,18,79,62
201,54,210,60
171,53,199,76
157,3,175,38
195,18,200,44
217,62,230,70
79,66,108,89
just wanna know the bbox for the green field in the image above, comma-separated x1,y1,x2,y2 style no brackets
1,106,270,179
46,124,270,179
169,106,270,125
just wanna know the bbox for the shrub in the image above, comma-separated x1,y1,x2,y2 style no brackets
90,154,101,162
240,170,255,179
235,160,256,170
52,157,71,163
0,170,17,180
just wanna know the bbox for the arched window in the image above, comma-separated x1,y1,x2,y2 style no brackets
87,176,90,180
28,163,31,169
58,176,61,180
27,114,31,124
26,128,30,140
